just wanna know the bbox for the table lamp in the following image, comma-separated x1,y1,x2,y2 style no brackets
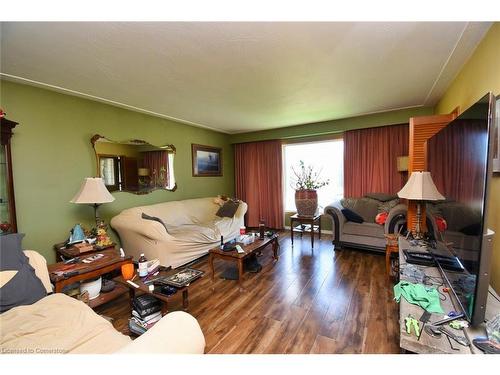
397,171,444,239
70,177,115,226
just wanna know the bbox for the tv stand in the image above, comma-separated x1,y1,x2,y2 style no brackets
398,237,499,354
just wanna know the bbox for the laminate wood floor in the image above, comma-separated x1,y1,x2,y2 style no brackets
95,232,400,354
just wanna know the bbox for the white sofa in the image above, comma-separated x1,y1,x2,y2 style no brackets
111,197,248,269
0,251,205,354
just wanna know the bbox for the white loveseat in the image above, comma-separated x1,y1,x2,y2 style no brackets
0,251,205,354
111,197,247,269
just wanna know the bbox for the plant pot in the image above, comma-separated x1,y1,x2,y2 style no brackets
295,189,318,217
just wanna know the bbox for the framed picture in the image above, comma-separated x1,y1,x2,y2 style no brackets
191,144,223,176
160,268,204,288
493,95,500,173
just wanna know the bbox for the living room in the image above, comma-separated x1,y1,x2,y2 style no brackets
1,2,500,372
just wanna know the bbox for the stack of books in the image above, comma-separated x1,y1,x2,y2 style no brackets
128,294,162,336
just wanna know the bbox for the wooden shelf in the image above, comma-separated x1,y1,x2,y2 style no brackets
88,283,128,309
292,224,320,233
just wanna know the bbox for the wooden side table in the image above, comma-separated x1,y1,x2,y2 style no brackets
290,214,322,248
48,248,132,309
385,234,399,280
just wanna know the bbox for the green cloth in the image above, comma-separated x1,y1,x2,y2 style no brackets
393,281,444,314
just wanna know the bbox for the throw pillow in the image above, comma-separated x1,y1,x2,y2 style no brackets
340,197,357,210
0,233,47,313
141,213,169,233
364,193,398,202
378,198,400,213
216,200,240,218
341,208,364,223
375,211,389,225
434,216,448,232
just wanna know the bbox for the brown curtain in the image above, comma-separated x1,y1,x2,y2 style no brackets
142,150,170,188
235,140,284,229
344,124,409,197
427,119,488,203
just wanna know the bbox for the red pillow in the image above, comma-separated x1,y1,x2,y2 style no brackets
375,212,388,225
435,216,447,232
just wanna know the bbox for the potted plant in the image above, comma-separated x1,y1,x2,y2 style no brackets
291,161,329,217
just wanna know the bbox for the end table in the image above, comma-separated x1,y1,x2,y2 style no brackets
290,214,322,248
48,248,132,309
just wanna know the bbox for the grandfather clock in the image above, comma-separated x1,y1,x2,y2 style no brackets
0,115,18,234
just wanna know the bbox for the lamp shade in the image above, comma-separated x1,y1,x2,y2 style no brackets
396,156,409,172
397,171,445,201
70,177,115,204
138,168,150,177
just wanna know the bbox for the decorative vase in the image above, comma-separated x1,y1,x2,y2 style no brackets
295,189,318,217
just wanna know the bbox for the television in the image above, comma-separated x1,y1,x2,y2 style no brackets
426,92,496,327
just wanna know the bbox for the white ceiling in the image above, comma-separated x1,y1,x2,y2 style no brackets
0,22,492,134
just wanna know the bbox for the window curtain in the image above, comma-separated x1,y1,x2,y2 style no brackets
235,140,284,229
344,124,409,197
427,120,488,204
142,150,170,188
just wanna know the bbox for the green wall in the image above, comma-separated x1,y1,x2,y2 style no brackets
0,80,234,263
435,23,500,292
229,106,433,144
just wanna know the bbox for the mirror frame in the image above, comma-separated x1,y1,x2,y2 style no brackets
91,134,177,194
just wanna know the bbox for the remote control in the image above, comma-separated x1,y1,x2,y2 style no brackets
235,245,245,254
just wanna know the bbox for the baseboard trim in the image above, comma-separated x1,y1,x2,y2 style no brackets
284,226,333,235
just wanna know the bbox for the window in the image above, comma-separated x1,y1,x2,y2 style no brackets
283,139,344,212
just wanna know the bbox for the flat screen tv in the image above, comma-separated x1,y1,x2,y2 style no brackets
426,92,496,327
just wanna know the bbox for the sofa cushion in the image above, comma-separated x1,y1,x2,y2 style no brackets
0,293,131,353
364,193,398,202
0,233,47,313
343,222,385,238
354,198,380,222
340,197,357,210
341,197,379,222
341,208,364,223
169,224,219,243
216,200,240,218
141,213,169,233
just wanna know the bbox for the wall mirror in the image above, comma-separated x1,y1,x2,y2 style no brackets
91,135,177,194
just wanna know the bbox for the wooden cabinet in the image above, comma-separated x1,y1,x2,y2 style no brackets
0,116,18,234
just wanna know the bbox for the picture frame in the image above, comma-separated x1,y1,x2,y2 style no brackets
493,95,500,173
160,268,204,288
191,144,223,177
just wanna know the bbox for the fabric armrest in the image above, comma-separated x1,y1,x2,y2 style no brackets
385,203,408,234
23,250,53,293
111,214,174,242
234,201,248,219
324,201,346,242
116,311,205,354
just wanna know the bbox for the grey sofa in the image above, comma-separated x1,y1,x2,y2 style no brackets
325,195,408,253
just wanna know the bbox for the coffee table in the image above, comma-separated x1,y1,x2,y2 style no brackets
114,268,195,315
208,233,279,289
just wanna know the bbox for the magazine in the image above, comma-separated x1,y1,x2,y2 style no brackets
160,268,204,288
